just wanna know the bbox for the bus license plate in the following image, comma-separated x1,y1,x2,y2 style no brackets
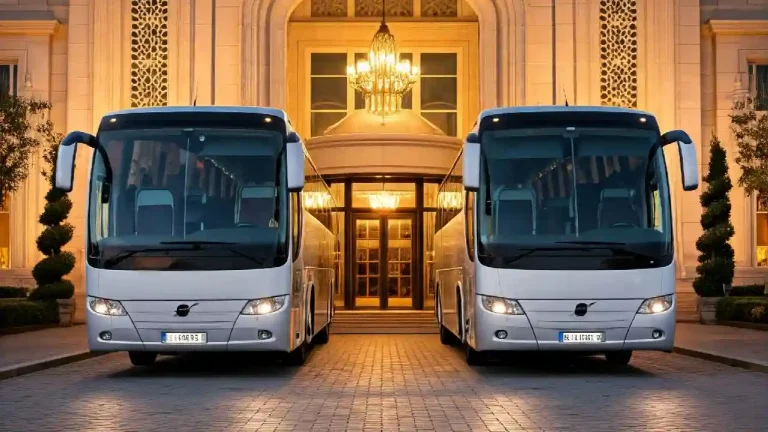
161,332,207,344
560,332,604,343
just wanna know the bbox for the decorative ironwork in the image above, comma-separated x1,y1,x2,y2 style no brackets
421,0,457,17
130,0,169,108
599,0,638,108
347,0,418,116
355,0,413,17
311,0,347,17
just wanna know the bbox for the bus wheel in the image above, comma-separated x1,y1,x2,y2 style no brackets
437,293,453,345
314,323,330,344
128,351,157,366
285,343,307,366
465,344,485,366
605,351,632,366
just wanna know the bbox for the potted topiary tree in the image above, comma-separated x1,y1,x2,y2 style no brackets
693,134,735,324
28,120,75,326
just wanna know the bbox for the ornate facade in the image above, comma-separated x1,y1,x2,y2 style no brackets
0,0,767,319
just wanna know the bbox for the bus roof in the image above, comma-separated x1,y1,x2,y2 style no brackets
476,105,654,122
103,106,289,121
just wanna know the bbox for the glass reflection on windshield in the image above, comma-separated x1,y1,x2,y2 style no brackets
87,127,289,270
477,127,672,270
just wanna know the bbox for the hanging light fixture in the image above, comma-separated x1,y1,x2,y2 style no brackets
347,0,419,117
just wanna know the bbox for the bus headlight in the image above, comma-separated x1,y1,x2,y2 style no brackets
88,297,127,316
480,295,525,315
637,295,674,314
241,295,287,315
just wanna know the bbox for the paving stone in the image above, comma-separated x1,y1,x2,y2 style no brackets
0,335,767,431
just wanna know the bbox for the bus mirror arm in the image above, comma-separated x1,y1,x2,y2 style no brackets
55,131,114,201
660,130,699,192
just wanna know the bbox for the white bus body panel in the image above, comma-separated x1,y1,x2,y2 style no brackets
85,264,301,353
470,263,675,352
435,190,675,354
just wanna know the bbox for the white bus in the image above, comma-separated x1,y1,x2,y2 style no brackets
54,106,339,366
434,106,699,365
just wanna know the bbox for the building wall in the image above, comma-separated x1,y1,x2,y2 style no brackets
1,0,767,309
0,3,68,287
699,0,768,283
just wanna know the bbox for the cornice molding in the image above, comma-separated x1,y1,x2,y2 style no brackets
0,19,59,36
706,20,768,36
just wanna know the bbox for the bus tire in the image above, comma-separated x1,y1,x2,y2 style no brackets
605,351,632,366
465,344,485,366
314,323,330,344
436,291,453,345
285,343,307,366
128,351,157,366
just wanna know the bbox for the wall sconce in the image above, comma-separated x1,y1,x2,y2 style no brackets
24,71,32,90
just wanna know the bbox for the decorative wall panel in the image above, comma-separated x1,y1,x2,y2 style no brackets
421,0,457,17
311,0,347,17
355,0,413,17
599,0,638,108
130,0,169,107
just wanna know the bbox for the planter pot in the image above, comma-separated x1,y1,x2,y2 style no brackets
57,298,75,327
696,297,721,325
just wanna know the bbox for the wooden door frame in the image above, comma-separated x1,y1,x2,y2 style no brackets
351,211,417,309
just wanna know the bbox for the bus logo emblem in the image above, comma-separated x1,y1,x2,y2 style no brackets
175,303,199,317
573,301,596,317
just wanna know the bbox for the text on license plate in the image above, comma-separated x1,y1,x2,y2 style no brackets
560,332,604,343
161,332,207,344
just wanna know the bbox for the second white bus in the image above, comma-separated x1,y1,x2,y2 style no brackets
434,106,699,365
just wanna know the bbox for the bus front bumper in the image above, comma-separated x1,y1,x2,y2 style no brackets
85,305,296,353
471,303,675,353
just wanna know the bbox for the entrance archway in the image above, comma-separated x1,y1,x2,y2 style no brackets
241,0,525,110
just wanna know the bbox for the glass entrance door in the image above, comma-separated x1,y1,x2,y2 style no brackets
353,214,414,308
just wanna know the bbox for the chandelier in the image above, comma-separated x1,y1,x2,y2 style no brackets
346,0,419,117
368,191,400,210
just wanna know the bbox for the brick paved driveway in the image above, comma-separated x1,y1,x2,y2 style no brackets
1,335,767,431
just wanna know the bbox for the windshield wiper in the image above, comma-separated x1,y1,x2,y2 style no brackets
555,241,658,263
102,247,189,268
103,242,266,268
161,240,266,265
555,240,625,246
159,240,237,246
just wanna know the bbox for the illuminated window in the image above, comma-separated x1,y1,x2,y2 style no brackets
748,64,768,111
1,193,10,269
309,51,459,137
757,194,768,267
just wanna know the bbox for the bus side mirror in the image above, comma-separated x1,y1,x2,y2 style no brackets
463,142,480,191
286,140,305,192
55,131,97,192
661,130,699,192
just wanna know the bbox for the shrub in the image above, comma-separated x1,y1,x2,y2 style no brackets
0,299,58,329
0,286,28,298
28,280,75,302
693,135,735,297
716,297,768,324
29,120,74,301
730,284,767,297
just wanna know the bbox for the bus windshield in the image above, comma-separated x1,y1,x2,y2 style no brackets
87,127,289,271
477,127,673,270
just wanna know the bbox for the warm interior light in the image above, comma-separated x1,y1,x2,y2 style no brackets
368,192,400,210
438,191,462,210
303,191,332,209
346,15,418,117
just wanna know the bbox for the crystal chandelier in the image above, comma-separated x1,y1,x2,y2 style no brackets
346,0,419,117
